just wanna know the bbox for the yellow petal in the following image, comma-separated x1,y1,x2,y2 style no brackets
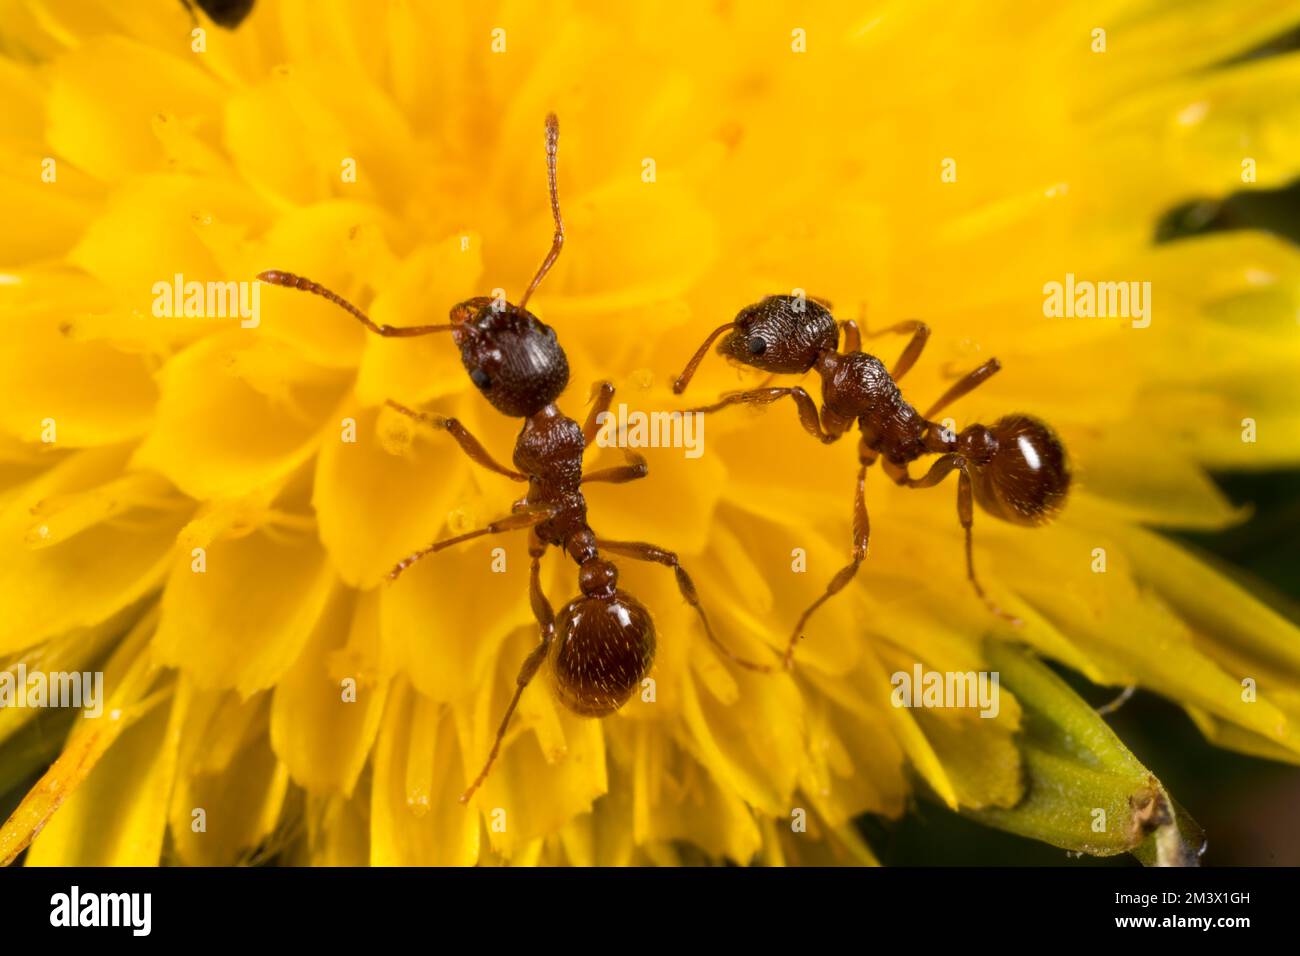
305,791,372,866
369,681,478,866
313,402,470,588
458,628,608,857
254,201,403,369
679,654,804,816
270,588,389,796
27,679,187,866
133,333,346,499
0,150,99,265
580,393,729,555
630,721,761,863
353,235,485,407
168,689,291,866
154,516,335,695
47,35,224,183
0,603,139,750
0,446,188,654
797,692,908,827
70,173,267,334
0,317,158,447
226,54,420,208
0,611,163,866
1068,434,1242,530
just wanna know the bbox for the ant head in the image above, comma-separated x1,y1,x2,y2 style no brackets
549,584,656,717
259,115,572,422
672,295,838,394
453,113,571,418
722,295,838,373
964,415,1070,526
451,297,569,417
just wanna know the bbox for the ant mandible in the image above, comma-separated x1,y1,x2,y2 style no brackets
259,115,772,804
671,295,1070,669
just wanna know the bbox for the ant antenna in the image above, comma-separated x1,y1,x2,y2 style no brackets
671,322,737,394
519,113,564,310
257,270,457,338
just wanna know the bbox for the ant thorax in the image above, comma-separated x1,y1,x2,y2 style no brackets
514,405,585,491
514,405,588,546
815,351,929,463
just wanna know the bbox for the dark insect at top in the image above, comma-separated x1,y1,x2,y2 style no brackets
182,0,255,29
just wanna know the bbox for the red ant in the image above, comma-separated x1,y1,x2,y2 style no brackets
671,295,1070,669
259,115,772,803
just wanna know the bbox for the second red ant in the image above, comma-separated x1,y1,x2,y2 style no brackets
672,295,1071,669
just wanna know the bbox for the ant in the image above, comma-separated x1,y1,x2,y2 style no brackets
671,295,1070,669
181,0,255,29
259,115,772,804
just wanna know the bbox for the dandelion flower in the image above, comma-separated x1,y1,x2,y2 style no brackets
1,0,1299,866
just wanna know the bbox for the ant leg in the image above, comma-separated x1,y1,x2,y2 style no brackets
784,450,874,669
839,319,862,353
582,451,648,485
387,506,555,581
924,357,1001,419
682,387,839,444
580,383,649,483
385,401,525,481
883,455,1021,624
881,453,957,489
582,381,616,447
955,466,1022,624
853,304,930,379
257,271,456,337
460,534,555,803
863,320,930,381
594,538,776,673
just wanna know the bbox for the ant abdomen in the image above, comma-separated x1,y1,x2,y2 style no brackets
970,415,1070,526
550,592,656,717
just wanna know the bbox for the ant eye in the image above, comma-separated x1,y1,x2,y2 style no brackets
747,336,767,356
470,368,492,389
